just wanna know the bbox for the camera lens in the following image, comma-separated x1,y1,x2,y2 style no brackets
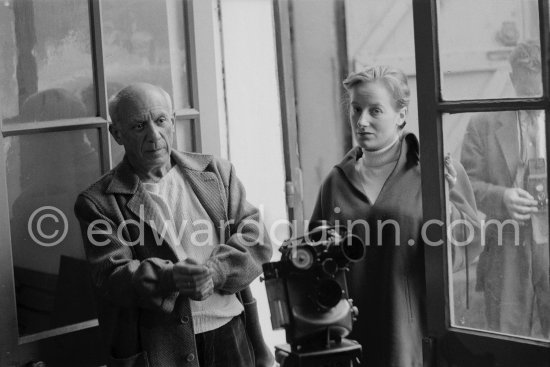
291,246,315,270
341,234,366,262
322,258,338,275
314,279,342,310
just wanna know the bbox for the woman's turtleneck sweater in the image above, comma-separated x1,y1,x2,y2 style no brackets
354,136,401,204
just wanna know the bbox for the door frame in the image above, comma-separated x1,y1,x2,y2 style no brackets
413,0,550,364
0,0,219,365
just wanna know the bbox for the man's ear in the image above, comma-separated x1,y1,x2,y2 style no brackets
109,124,123,145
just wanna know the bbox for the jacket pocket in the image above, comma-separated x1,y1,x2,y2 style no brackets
108,351,149,367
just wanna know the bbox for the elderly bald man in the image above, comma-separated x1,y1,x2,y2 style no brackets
75,83,273,367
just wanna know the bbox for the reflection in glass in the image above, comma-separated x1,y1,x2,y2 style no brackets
0,0,95,123
102,0,191,110
443,110,550,341
437,0,540,100
6,129,101,336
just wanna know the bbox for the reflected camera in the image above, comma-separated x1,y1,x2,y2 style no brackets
526,157,548,211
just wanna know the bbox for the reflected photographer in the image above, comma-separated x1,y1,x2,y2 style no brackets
461,41,550,338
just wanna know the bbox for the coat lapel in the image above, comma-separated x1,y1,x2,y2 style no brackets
374,133,419,205
336,132,419,205
126,186,164,237
106,151,227,248
495,111,519,179
336,147,370,203
106,159,168,236
105,157,178,256
171,151,228,235
181,170,228,227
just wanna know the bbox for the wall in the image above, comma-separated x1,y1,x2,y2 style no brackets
193,0,227,157
291,0,349,218
218,0,288,350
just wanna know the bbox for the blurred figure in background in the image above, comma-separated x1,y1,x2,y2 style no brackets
461,41,550,338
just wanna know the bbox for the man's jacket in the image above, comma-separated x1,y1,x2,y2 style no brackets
74,150,272,367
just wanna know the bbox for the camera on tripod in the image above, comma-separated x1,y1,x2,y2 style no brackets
262,225,365,352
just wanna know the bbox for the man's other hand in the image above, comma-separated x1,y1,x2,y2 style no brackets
173,258,214,301
503,187,539,221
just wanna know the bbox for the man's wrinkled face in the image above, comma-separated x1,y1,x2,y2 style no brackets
110,86,175,174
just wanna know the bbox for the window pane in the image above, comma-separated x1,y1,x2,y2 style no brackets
346,0,419,137
443,111,550,341
5,129,102,336
438,0,540,100
175,118,196,152
102,0,191,110
0,0,96,124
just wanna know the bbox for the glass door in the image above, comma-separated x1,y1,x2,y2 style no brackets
0,0,200,365
413,0,550,365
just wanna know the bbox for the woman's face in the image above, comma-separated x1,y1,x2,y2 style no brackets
349,81,407,151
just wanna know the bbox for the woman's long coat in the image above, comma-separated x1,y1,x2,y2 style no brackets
311,133,480,367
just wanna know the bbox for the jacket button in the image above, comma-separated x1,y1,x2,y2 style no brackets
180,316,189,324
186,353,195,362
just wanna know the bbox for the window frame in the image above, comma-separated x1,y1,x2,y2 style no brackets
273,0,304,223
413,0,550,361
0,0,208,355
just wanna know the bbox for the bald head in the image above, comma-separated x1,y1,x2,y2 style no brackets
107,83,176,181
108,83,173,125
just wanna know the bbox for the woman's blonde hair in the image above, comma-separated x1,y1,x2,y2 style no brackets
343,65,410,111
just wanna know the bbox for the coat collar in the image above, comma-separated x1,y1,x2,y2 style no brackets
103,150,223,256
105,150,214,194
335,131,419,201
336,131,419,174
493,110,520,177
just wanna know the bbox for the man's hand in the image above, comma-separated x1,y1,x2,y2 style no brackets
173,258,214,301
444,153,458,189
503,187,539,221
